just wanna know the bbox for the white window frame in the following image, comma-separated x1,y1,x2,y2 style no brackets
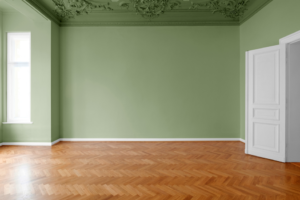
5,32,32,124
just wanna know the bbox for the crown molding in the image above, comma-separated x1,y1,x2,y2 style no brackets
60,20,240,27
90,9,212,14
9,0,272,27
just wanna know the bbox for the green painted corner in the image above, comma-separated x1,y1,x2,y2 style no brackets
239,0,273,24
24,0,60,25
51,21,60,142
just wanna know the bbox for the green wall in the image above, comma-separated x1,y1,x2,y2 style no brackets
60,26,240,139
0,11,2,143
51,21,60,142
240,0,300,139
3,0,298,141
2,13,52,142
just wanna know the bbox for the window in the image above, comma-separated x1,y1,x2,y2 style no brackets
7,32,31,123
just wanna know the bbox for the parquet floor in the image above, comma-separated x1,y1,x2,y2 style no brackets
0,141,300,200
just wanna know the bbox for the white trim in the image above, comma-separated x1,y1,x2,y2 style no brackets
51,139,61,145
0,138,246,147
59,138,242,142
1,142,52,146
279,30,300,163
286,43,291,162
240,139,246,143
2,122,33,124
280,30,300,45
245,51,249,154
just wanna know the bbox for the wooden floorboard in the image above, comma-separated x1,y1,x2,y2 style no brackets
293,163,300,168
0,141,300,199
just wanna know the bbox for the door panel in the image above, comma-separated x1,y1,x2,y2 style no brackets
253,109,279,120
253,51,280,105
253,123,279,152
246,45,286,162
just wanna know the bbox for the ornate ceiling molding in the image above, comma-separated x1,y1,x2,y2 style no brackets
130,0,181,19
190,0,249,19
52,0,249,21
60,20,240,27
5,0,273,27
52,0,182,20
52,0,113,19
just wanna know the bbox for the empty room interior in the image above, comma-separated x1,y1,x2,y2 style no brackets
1,0,300,199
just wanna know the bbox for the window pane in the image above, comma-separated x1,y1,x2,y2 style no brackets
7,33,31,122
9,37,30,62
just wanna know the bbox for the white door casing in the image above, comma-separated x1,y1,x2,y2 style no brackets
246,45,286,162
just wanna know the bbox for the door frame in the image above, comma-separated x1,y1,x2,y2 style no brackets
280,31,300,162
245,30,300,161
280,30,300,45
245,51,249,154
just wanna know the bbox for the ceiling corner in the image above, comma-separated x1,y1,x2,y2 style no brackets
24,0,60,25
239,0,273,25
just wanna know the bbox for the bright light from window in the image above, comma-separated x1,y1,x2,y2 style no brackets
7,33,31,123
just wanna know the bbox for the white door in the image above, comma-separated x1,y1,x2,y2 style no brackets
246,45,286,162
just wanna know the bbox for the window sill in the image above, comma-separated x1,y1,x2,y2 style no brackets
2,122,33,125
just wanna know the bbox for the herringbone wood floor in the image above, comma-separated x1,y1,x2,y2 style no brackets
0,142,300,200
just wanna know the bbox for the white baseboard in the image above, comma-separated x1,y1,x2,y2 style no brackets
0,138,246,146
51,139,61,146
240,139,246,143
0,142,52,146
60,138,242,142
